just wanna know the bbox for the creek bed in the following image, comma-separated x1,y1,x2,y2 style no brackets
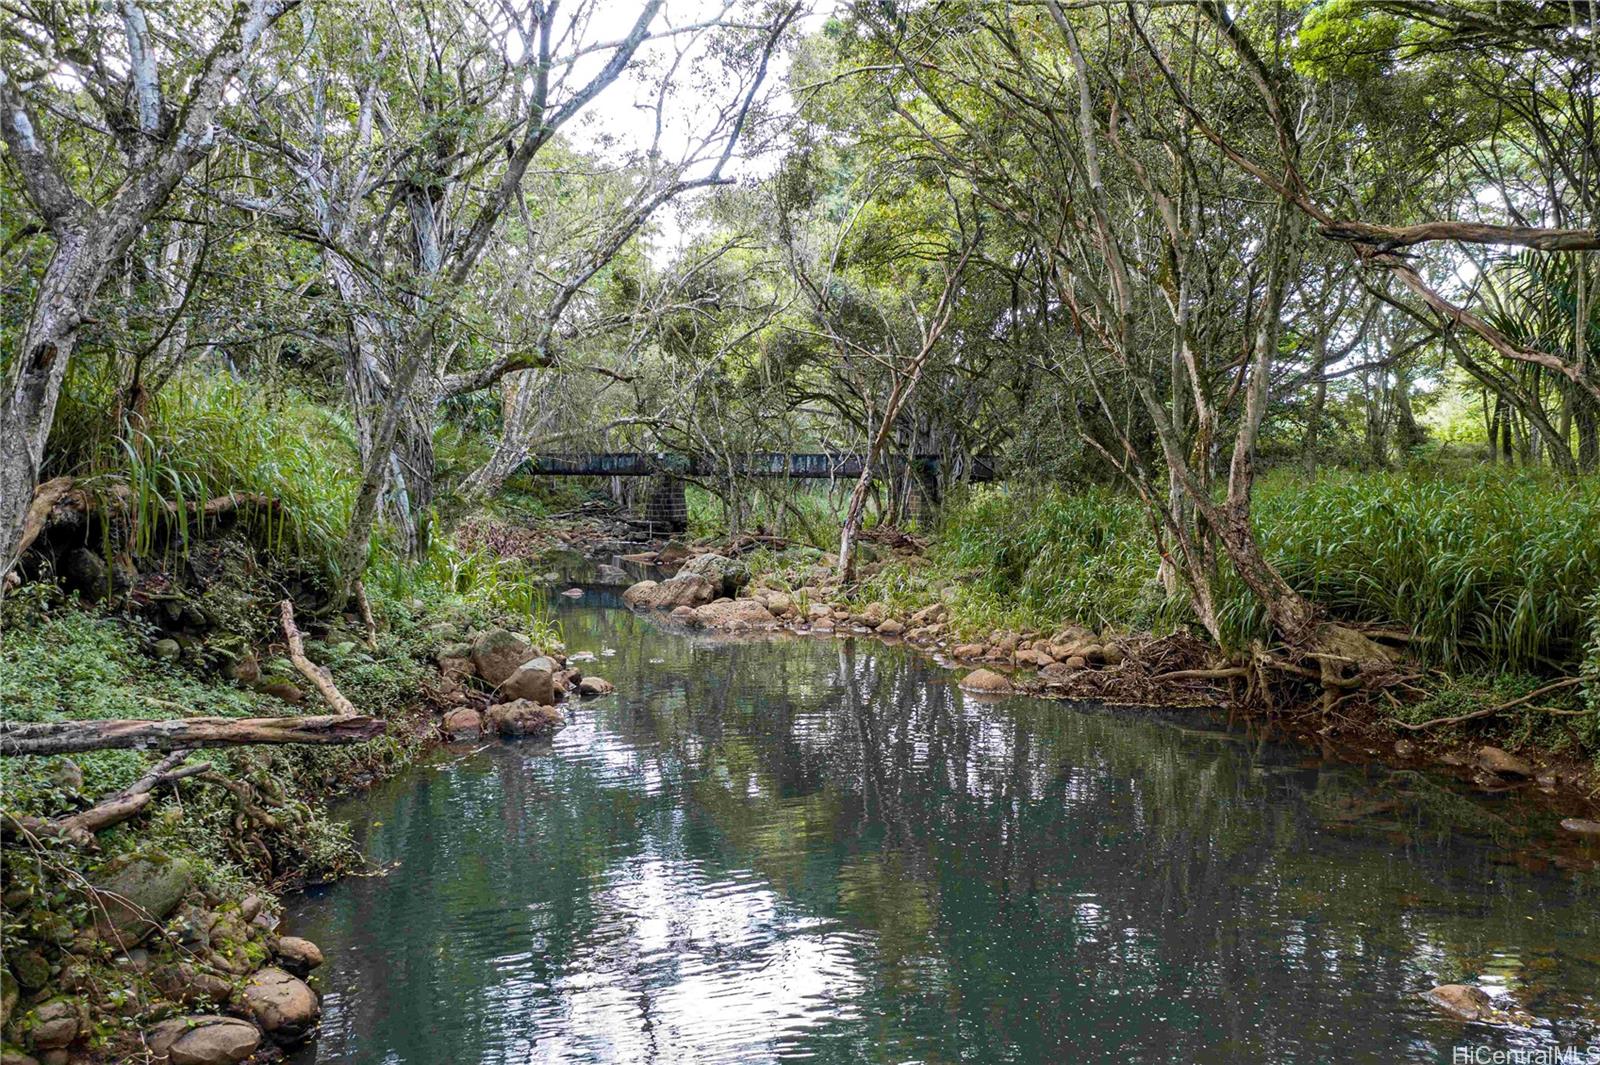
286,591,1600,1064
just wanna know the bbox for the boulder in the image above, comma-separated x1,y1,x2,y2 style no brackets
959,669,1012,694
10,951,48,992
153,638,182,661
1101,643,1125,666
1,966,17,1029
1064,655,1088,670
499,660,555,704
807,603,831,620
951,643,985,659
471,629,537,687
670,605,699,623
679,553,750,597
989,633,1020,657
1475,746,1534,778
146,1016,261,1065
241,967,320,1044
875,618,905,637
761,591,795,617
1424,984,1494,1022
483,700,564,738
693,599,777,631
1039,663,1076,684
910,602,947,626
271,937,324,977
577,676,616,697
812,618,835,632
622,580,659,608
1015,648,1053,668
1560,818,1600,836
441,708,482,739
91,852,193,947
151,963,233,1007
650,573,718,610
436,644,476,680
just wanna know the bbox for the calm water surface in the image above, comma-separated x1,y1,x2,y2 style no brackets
287,592,1600,1064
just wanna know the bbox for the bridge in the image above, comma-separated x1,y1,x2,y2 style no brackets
521,452,999,534
524,452,998,480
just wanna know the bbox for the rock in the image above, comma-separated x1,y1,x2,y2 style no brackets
271,937,324,977
11,951,49,992
653,573,719,610
811,618,835,632
483,700,564,738
577,676,615,697
472,629,538,687
241,967,320,1044
951,643,985,659
1393,739,1419,758
807,603,831,620
622,580,659,608
499,660,555,704
23,998,82,1051
1101,644,1125,666
679,553,750,597
990,633,1020,656
436,645,476,680
1015,648,1053,668
959,669,1012,694
1039,663,1075,683
1,967,18,1029
441,708,482,739
253,679,304,705
1064,655,1088,670
875,618,905,637
693,599,777,631
147,1015,261,1065
856,602,888,628
1424,984,1494,1021
1475,746,1534,778
595,563,630,585
0,1049,38,1065
669,605,698,623
910,603,946,626
153,638,182,661
151,963,233,1007
1560,818,1600,836
91,852,193,947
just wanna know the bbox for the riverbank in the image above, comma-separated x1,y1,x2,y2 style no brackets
608,525,1600,836
0,524,605,1063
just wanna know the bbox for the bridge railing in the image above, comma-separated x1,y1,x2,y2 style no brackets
522,452,997,481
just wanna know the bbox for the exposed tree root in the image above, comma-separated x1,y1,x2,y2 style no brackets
279,598,359,715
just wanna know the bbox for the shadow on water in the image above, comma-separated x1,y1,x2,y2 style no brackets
287,596,1600,1065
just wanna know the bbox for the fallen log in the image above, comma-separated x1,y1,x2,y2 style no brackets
279,599,359,716
0,715,385,756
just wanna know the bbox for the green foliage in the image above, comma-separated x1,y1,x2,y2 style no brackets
1217,468,1600,670
371,535,562,649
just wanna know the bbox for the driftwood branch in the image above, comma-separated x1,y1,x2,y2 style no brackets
279,599,358,715
0,715,385,756
3,751,215,844
1392,677,1584,731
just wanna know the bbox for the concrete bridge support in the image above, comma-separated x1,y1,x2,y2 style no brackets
641,475,687,535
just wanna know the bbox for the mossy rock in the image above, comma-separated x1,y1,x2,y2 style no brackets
90,851,194,948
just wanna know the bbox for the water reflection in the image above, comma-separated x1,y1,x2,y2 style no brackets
288,599,1600,1064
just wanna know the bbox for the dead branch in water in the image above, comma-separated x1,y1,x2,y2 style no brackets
279,598,359,715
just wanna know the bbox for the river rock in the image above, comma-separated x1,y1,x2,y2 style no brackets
1560,818,1600,836
669,605,698,623
271,937,325,977
679,553,750,597
622,580,659,608
577,676,616,696
1424,983,1494,1021
11,950,49,991
151,963,233,1007
472,629,537,687
1475,746,1534,778
499,660,555,704
910,603,946,626
146,1015,261,1065
762,591,794,617
812,618,835,632
855,602,887,628
1015,648,1053,668
241,967,319,1043
91,851,193,947
875,618,905,637
960,669,1012,694
653,573,719,610
693,599,777,631
484,700,564,738
441,707,482,739
153,638,182,660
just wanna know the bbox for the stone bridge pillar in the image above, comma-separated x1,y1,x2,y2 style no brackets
641,475,687,536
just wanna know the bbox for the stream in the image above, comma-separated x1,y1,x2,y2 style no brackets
286,590,1600,1064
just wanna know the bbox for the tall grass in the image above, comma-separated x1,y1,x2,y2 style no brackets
371,536,563,648
51,370,356,572
1219,468,1600,670
888,469,1599,673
